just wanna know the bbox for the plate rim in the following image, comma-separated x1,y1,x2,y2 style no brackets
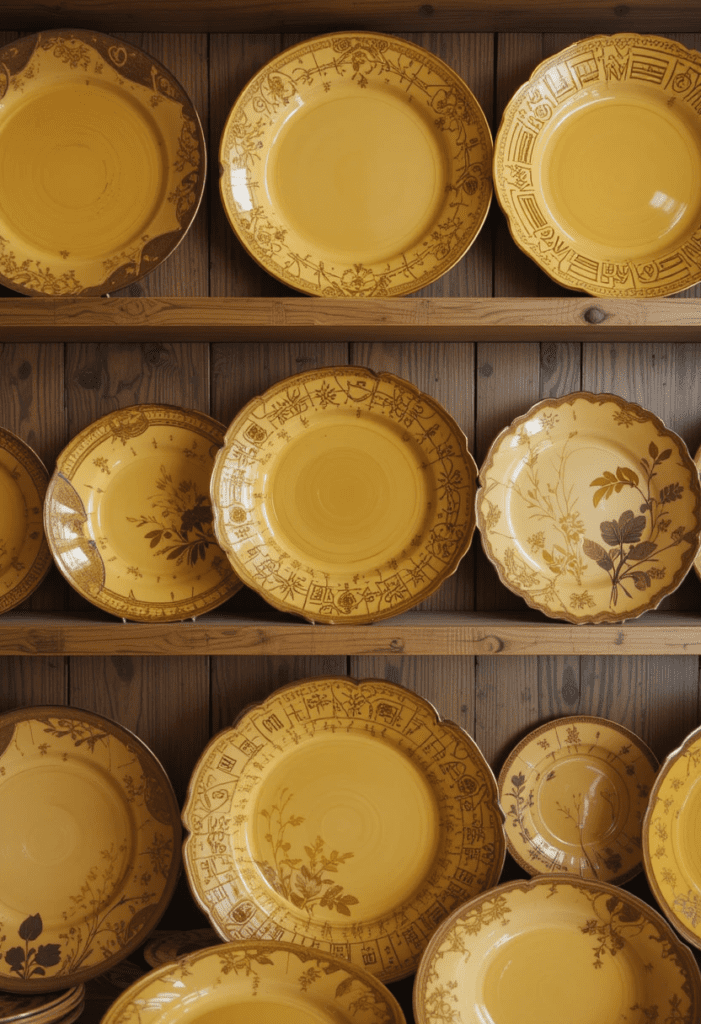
0,984,84,1024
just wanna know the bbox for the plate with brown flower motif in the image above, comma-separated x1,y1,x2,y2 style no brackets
414,875,701,1024
182,677,505,984
210,367,477,624
0,30,205,296
476,392,701,623
0,706,180,993
499,716,658,885
494,34,701,297
44,405,241,622
0,428,51,614
219,31,492,296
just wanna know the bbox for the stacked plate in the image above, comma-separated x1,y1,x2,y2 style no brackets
0,987,84,1024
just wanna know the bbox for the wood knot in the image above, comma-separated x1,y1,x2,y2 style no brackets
583,306,608,325
613,4,630,14
419,3,434,14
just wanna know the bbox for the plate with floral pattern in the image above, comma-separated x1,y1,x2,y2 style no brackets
219,31,492,296
476,392,701,623
414,875,701,1024
499,716,658,885
0,30,205,296
0,428,51,615
0,706,180,993
44,405,241,622
182,676,505,984
210,367,477,624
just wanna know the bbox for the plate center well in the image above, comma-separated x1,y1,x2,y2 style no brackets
534,755,626,849
184,1001,328,1024
0,463,29,578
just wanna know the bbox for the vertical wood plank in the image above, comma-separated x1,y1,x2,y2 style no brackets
0,658,68,713
474,655,538,769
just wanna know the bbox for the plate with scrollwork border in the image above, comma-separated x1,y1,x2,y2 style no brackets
182,677,505,984
0,427,51,615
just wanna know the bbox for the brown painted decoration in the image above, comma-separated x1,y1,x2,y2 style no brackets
0,428,51,615
0,30,205,296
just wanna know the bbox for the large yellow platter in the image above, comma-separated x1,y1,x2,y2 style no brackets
414,876,701,1024
0,707,180,993
211,367,477,624
102,940,406,1024
494,34,701,297
476,392,701,624
44,405,241,622
499,715,658,885
0,428,51,614
644,723,701,950
219,31,492,296
182,677,505,983
0,30,205,296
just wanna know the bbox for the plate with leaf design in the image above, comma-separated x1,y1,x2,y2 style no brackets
182,676,505,984
0,706,181,993
219,31,492,296
476,392,701,623
101,940,406,1024
414,875,701,1024
643,723,701,951
44,405,241,622
0,30,205,296
210,367,477,624
499,716,658,886
0,428,51,615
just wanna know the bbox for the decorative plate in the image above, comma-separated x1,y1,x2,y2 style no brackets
44,405,241,622
494,34,701,298
499,716,658,885
414,876,701,1024
0,986,83,1024
210,367,477,624
644,723,701,950
101,940,406,1024
0,706,181,993
476,392,701,623
693,442,701,583
0,428,51,614
0,30,205,296
219,31,492,296
142,929,219,968
182,677,505,983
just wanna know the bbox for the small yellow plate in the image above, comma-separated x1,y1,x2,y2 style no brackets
182,677,505,983
44,405,241,622
477,392,701,623
142,929,219,968
0,706,181,993
102,940,406,1024
0,30,205,296
499,716,658,885
495,34,701,297
644,723,701,950
414,876,701,1024
220,31,492,296
211,367,477,624
0,428,51,614
0,986,83,1024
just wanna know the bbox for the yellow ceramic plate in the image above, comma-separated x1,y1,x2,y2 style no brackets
0,30,205,296
477,392,701,623
211,367,477,624
495,34,701,297
102,940,406,1024
644,723,701,950
415,876,701,1024
499,716,658,885
182,677,505,983
142,929,219,968
0,428,51,614
44,405,241,622
0,706,181,993
0,986,83,1024
220,31,492,296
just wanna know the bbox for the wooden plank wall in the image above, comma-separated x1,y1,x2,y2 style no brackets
2,27,701,1011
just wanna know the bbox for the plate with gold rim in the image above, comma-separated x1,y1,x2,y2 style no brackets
0,986,83,1023
476,391,701,624
142,929,219,968
0,30,205,297
0,706,181,993
499,716,658,885
494,33,701,298
0,427,51,614
414,875,701,1024
101,940,406,1024
643,723,701,950
44,405,241,622
219,31,492,297
182,676,505,984
210,367,477,624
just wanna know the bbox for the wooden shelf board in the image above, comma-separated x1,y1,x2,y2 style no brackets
4,610,701,656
